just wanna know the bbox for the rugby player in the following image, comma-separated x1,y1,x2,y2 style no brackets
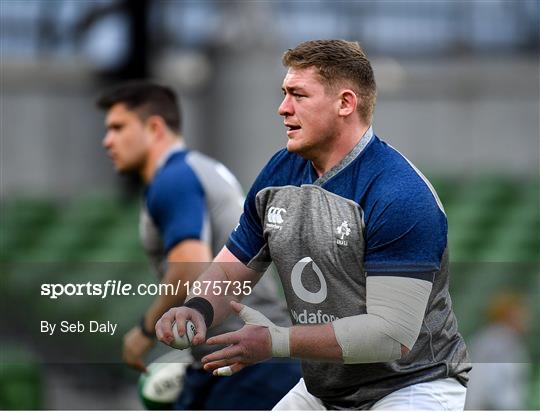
156,40,471,410
97,81,300,409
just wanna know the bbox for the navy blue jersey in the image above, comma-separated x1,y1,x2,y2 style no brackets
140,146,245,274
227,129,470,409
145,150,207,252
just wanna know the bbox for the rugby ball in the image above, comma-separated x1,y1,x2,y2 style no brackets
138,351,191,410
170,320,196,350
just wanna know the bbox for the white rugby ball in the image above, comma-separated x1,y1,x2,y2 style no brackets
170,320,196,350
138,352,190,410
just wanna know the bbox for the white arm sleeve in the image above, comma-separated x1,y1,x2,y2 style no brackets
332,276,432,364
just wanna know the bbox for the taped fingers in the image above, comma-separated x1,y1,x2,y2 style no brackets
233,303,290,357
215,363,246,377
216,366,233,376
238,304,273,327
203,356,243,372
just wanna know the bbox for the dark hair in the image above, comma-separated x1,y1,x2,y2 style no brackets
96,80,182,133
282,39,376,123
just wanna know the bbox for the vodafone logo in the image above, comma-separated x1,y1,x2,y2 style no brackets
291,257,328,304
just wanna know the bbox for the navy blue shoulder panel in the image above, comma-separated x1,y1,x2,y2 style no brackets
145,151,207,252
324,136,447,279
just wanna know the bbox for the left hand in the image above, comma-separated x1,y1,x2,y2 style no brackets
122,326,156,372
201,301,272,376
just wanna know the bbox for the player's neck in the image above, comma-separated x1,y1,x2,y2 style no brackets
311,124,369,177
141,136,184,183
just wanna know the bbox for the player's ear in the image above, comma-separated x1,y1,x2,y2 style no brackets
146,115,167,138
338,89,357,117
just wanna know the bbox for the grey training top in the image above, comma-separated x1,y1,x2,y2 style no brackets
227,129,471,409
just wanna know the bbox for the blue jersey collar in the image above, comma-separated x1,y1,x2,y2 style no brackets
312,126,374,186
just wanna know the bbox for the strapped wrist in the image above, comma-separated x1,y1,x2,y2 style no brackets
184,297,214,328
139,316,156,339
269,325,290,358
237,304,290,357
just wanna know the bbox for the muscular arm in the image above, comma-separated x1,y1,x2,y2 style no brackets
142,239,212,331
290,276,432,363
288,318,408,363
185,246,263,327
155,246,263,347
289,323,343,362
201,275,428,374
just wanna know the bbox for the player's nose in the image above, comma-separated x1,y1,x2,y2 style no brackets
102,132,113,148
278,95,293,117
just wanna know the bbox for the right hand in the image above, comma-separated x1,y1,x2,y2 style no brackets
155,306,207,347
122,326,156,373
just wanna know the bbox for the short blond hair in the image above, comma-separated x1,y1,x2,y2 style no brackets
282,39,377,123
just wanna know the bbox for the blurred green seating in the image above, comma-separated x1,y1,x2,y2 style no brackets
442,177,539,263
1,195,143,263
2,179,536,266
0,178,538,407
0,348,43,410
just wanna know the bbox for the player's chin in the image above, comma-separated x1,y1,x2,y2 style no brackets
286,137,303,154
115,162,136,174
287,141,313,158
110,159,125,171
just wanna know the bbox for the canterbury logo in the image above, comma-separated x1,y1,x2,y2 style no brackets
267,207,286,224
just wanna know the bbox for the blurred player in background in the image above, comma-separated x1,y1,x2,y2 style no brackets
156,40,471,410
466,291,531,410
97,81,300,410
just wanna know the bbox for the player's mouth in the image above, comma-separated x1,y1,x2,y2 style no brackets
285,123,301,137
108,152,120,166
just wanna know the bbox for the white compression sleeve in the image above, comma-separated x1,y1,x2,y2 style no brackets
332,276,432,364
